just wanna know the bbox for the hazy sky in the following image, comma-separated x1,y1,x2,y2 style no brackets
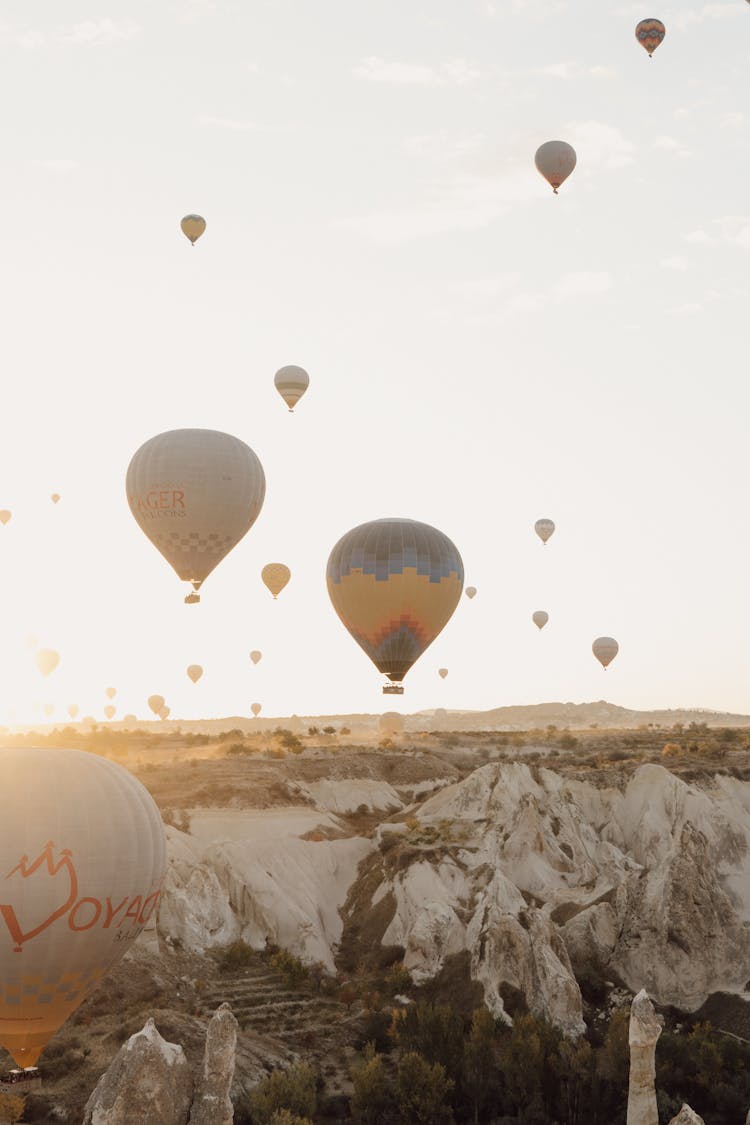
1,0,749,723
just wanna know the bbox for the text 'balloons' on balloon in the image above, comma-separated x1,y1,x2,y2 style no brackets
465,586,477,600
126,429,266,603
535,518,555,545
251,703,262,717
532,610,549,631
274,365,310,413
187,664,203,683
249,650,262,665
104,705,116,720
35,649,60,677
262,563,291,599
105,687,116,700
593,636,619,669
438,668,449,679
180,214,206,245
0,510,11,525
0,748,166,1066
635,18,665,55
326,517,464,692
147,695,165,716
534,141,577,194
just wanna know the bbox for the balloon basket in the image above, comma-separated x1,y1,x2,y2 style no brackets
184,593,200,605
383,684,404,695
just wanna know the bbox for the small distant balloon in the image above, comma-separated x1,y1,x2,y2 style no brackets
148,694,165,716
105,687,116,700
43,704,53,718
159,706,170,720
533,610,549,631
0,510,11,525
251,703,262,717
35,649,60,677
535,518,555,545
50,494,60,504
534,141,577,194
104,705,116,720
438,668,449,679
592,636,619,669
274,365,310,412
635,18,665,55
262,563,291,599
465,587,477,600
250,650,262,665
180,214,206,245
187,664,203,683
67,705,79,720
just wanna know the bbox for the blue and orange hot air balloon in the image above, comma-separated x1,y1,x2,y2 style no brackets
326,518,464,694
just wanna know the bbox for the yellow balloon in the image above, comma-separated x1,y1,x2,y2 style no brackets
0,748,165,1065
50,494,61,505
67,705,79,720
105,687,116,700
147,695,165,716
251,703,262,717
187,664,203,683
104,705,116,720
0,510,11,526
262,563,291,599
180,214,206,245
34,650,60,677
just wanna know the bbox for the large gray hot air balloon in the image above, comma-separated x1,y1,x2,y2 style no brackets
534,518,555,545
274,366,309,412
534,141,576,194
592,636,619,669
126,429,266,603
0,748,165,1066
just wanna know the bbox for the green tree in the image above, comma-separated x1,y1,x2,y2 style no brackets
351,1045,393,1124
249,1062,317,1125
462,1007,498,1125
390,1002,465,1082
269,1113,313,1125
396,1052,454,1124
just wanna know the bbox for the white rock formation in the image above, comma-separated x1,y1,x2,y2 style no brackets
294,778,403,814
668,1107,705,1124
627,990,661,1125
83,1018,192,1125
188,1003,237,1125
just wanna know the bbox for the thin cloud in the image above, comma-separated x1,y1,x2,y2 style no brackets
535,62,616,80
563,121,635,170
353,56,480,86
59,19,139,46
196,114,266,132
551,271,612,299
660,256,689,270
35,159,79,172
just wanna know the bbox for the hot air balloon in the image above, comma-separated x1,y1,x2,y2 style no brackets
465,587,477,600
534,141,576,194
251,703,262,717
249,650,262,665
187,664,203,683
635,18,665,55
261,563,291,599
0,510,11,525
67,705,79,720
379,712,404,735
592,636,619,669
274,365,310,413
533,611,549,630
534,518,555,545
104,705,116,720
105,687,116,700
159,706,170,720
0,747,165,1066
43,704,53,718
326,518,464,694
126,429,266,604
50,494,60,505
180,214,206,245
438,668,448,679
147,695,165,716
34,649,60,677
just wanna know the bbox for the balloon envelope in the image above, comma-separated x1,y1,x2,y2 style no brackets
180,214,206,244
35,649,60,677
534,518,555,544
103,705,116,720
67,705,79,720
249,650,262,665
127,429,266,596
159,706,170,720
105,687,116,700
593,636,619,669
187,664,203,683
0,510,11,525
533,611,549,630
50,494,60,504
147,695,165,716
262,563,291,599
438,668,448,679
251,703,262,717
326,518,464,686
635,18,665,54
274,365,309,412
534,141,576,193
0,748,165,1065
